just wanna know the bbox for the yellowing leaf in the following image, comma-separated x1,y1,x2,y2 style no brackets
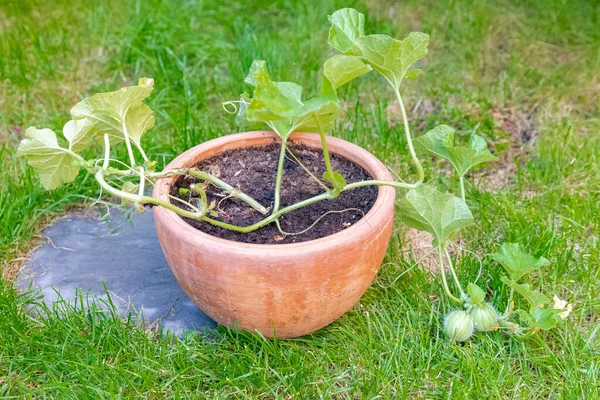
70,78,155,148
17,127,81,190
293,97,340,134
243,60,304,133
62,118,94,152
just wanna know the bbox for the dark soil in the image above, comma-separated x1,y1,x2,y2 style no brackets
170,140,378,244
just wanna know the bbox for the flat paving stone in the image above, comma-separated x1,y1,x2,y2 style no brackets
16,207,217,336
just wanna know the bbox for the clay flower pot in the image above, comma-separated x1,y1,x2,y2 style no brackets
153,131,395,338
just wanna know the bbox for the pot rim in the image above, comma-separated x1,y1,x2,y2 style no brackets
153,130,395,250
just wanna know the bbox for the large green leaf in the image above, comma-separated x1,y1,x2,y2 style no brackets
323,55,371,89
70,77,155,147
500,277,550,309
354,33,429,89
397,185,475,247
492,243,550,282
414,125,498,177
17,127,81,190
327,8,364,55
328,8,428,88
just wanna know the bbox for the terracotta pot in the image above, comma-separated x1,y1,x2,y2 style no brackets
153,131,395,338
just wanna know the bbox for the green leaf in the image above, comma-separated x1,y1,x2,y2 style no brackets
235,92,264,130
397,185,475,247
404,69,421,80
328,8,429,88
413,125,454,159
354,32,429,89
515,308,560,331
323,55,372,89
492,243,550,282
293,97,340,134
241,60,349,137
500,277,550,309
244,60,304,135
70,78,155,148
16,127,81,190
327,8,364,55
467,283,486,304
414,125,498,177
446,134,499,176
323,170,346,192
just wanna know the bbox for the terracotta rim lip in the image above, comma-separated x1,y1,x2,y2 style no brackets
153,130,395,250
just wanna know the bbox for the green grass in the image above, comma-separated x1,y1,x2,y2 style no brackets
1,0,599,397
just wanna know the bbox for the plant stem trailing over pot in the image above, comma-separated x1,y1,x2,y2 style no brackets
17,8,570,341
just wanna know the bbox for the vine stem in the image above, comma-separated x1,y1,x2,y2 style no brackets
459,175,466,202
395,88,424,185
95,169,205,219
313,115,335,182
443,245,465,297
343,179,419,191
103,134,110,169
121,119,137,167
272,139,288,215
106,166,428,228
202,192,333,233
438,245,463,304
129,168,267,214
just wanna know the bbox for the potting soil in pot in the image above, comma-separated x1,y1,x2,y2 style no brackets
172,142,378,244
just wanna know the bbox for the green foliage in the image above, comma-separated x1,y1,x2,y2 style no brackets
492,242,550,282
500,277,551,308
515,308,561,331
467,283,486,304
322,55,372,89
17,79,157,190
414,125,499,177
397,185,474,247
322,170,346,194
327,8,364,55
328,8,429,89
238,54,371,138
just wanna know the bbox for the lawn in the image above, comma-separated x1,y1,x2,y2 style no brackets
1,0,599,397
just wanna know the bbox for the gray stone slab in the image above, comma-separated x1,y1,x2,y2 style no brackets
16,207,217,336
